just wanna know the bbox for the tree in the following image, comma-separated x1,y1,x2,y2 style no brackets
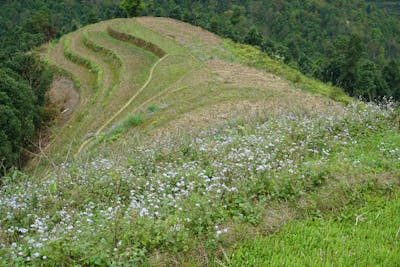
0,104,21,169
209,17,220,33
169,5,182,20
9,53,53,108
230,5,244,26
323,35,366,96
354,60,381,100
27,9,56,41
245,26,263,47
119,0,145,17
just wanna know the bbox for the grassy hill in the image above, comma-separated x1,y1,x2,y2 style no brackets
1,17,399,266
35,17,348,164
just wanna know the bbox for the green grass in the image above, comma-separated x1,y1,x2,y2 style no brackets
43,21,165,162
221,117,400,266
2,97,399,266
227,192,400,266
87,29,157,108
43,17,352,158
83,31,123,69
125,54,199,108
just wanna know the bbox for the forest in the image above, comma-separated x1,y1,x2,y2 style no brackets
1,0,400,171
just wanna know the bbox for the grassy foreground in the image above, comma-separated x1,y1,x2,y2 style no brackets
226,192,400,266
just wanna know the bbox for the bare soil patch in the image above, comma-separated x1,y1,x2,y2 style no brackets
46,75,79,124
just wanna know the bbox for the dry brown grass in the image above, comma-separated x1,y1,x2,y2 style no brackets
206,59,291,91
150,95,341,142
136,17,222,48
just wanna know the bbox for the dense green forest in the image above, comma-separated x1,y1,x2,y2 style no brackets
1,0,400,171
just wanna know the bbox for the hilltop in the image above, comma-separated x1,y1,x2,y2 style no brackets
0,17,399,266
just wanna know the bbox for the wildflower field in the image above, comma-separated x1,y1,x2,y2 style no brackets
1,100,399,265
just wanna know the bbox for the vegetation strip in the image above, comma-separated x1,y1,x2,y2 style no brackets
63,37,103,95
82,31,123,69
107,26,166,58
227,192,400,266
82,31,123,105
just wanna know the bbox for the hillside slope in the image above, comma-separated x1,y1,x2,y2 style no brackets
1,17,399,266
38,17,346,164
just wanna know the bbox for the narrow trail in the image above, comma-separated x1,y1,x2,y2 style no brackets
75,54,170,156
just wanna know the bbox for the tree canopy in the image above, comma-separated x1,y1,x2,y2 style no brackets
119,0,145,17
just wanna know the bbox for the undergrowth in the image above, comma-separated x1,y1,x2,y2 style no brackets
101,113,146,142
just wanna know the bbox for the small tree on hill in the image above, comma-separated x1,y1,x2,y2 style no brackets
245,26,263,47
119,0,145,17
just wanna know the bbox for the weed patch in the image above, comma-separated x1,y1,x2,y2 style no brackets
105,114,145,142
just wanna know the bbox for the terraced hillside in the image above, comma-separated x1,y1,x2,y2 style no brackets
39,17,347,164
2,17,400,266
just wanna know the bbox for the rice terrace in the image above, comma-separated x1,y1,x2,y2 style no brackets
1,15,400,266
